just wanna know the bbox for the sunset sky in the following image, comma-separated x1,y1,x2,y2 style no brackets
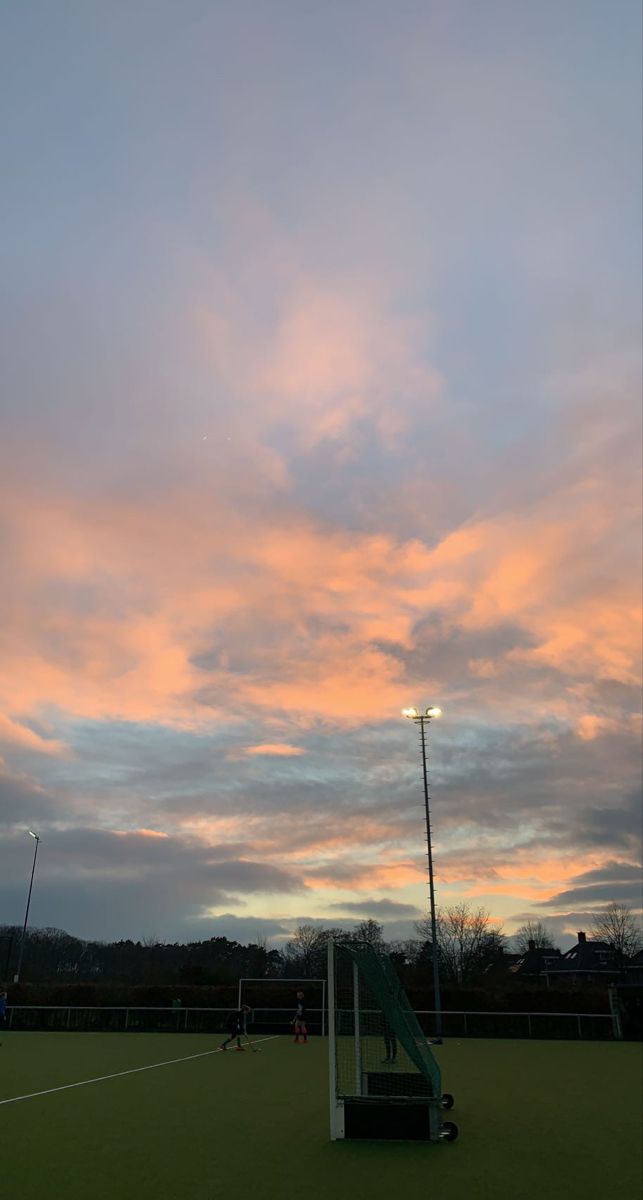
1,1,641,952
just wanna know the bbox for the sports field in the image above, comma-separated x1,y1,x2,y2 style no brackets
1,1033,641,1200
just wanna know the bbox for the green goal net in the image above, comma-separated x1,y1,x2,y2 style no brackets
328,940,457,1143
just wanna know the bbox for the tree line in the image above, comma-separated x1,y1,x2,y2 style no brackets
2,902,640,988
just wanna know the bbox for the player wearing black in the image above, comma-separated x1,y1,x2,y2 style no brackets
381,1014,397,1063
220,1004,251,1051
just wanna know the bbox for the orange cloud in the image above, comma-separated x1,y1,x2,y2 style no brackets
0,326,638,747
439,849,616,887
1,470,639,738
0,712,69,757
113,829,169,839
310,861,425,892
199,274,441,453
464,881,558,901
243,744,306,757
451,849,633,906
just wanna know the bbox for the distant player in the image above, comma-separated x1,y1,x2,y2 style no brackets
219,1004,251,1051
291,990,308,1043
381,1015,397,1064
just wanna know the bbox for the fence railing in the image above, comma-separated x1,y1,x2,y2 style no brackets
6,1006,228,1034
414,1009,616,1040
4,1005,618,1039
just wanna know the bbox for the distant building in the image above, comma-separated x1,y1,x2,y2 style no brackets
541,931,621,986
509,939,562,981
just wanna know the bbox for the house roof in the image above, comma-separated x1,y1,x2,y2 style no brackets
510,946,561,975
544,937,620,975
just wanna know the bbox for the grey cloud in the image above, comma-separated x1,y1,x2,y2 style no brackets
1,825,292,877
590,678,643,714
182,913,292,945
7,710,641,874
0,769,55,828
430,729,641,844
0,871,233,943
568,799,641,853
569,861,642,885
542,882,643,908
395,615,539,684
326,898,422,918
0,824,303,941
25,712,641,855
1,694,639,944
378,918,424,942
198,859,302,894
304,862,367,885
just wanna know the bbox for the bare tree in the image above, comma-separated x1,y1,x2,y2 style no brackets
512,920,557,954
590,903,643,960
283,924,329,976
387,938,422,963
352,919,385,947
416,903,506,985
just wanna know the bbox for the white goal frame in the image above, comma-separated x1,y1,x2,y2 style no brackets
237,977,327,1036
328,939,342,1138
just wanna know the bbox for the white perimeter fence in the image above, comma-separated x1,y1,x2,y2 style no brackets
3,1006,619,1040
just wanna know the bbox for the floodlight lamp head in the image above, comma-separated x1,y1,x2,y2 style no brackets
402,707,419,719
28,830,38,839
425,706,442,719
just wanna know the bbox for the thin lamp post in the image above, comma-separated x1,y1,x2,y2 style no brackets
14,831,40,983
403,706,443,1042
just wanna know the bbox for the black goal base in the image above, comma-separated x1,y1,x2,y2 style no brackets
343,1099,433,1141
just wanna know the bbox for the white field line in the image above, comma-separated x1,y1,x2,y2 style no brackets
0,1035,280,1107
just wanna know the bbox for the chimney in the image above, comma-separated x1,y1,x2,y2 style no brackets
528,939,536,952
577,931,587,943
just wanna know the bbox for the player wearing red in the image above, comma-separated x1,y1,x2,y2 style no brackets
291,990,308,1043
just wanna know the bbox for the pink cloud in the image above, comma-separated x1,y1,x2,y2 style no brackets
0,460,639,734
308,861,425,892
243,744,306,757
113,828,169,839
0,275,639,753
197,268,441,454
0,712,69,757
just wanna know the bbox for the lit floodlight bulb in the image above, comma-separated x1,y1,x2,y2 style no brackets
402,707,419,718
28,829,38,838
425,706,442,718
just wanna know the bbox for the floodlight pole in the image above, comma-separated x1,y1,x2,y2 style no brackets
404,710,443,1042
14,832,40,984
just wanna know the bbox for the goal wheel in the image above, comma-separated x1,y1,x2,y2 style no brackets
440,1092,454,1109
439,1121,459,1142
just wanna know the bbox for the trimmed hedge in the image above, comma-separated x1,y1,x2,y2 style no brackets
5,980,610,1014
6,982,238,1008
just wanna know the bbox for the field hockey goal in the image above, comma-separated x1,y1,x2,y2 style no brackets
328,939,458,1143
237,977,326,1035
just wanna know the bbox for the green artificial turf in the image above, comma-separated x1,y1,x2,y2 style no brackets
1,1033,641,1200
